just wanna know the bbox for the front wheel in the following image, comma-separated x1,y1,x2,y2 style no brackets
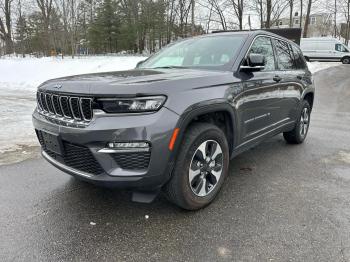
163,123,229,210
283,100,311,144
341,56,350,64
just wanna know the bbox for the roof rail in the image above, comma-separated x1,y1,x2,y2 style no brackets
212,29,254,33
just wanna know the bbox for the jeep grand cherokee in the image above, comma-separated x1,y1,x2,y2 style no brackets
33,30,314,210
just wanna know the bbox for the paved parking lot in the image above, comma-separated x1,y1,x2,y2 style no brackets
1,65,350,261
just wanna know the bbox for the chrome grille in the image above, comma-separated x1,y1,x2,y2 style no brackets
52,95,63,116
36,91,93,126
40,92,48,111
60,96,72,118
70,97,82,120
80,98,93,120
46,93,55,113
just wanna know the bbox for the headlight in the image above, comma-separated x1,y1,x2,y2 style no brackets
98,96,166,113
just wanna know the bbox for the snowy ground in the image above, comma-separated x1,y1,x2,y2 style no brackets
0,56,145,165
0,58,341,165
307,61,342,74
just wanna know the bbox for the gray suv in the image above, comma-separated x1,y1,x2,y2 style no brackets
33,30,314,210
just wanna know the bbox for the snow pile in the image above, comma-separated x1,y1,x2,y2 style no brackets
0,56,145,165
307,61,341,74
0,55,145,92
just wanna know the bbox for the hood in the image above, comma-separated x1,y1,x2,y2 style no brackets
38,68,235,96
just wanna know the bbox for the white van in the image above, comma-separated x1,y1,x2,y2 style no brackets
300,38,350,64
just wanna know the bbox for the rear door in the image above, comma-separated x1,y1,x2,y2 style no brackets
272,39,305,123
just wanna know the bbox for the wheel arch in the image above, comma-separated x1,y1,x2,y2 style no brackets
303,92,314,110
341,55,350,64
171,102,238,159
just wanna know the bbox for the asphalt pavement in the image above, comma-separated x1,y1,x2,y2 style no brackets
1,65,350,261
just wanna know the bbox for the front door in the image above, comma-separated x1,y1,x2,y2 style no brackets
235,36,284,145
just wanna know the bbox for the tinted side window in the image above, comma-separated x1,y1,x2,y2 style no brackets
274,39,294,70
335,43,349,52
291,44,307,69
249,36,276,71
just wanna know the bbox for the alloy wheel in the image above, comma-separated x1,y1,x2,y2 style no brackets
300,107,310,137
188,140,223,197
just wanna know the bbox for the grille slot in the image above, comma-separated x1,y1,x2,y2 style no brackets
80,98,93,120
36,92,94,126
60,96,72,118
41,93,49,111
36,92,43,110
70,97,82,120
45,94,55,113
52,95,63,116
111,152,151,170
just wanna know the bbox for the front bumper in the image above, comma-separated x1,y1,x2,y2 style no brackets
32,107,179,190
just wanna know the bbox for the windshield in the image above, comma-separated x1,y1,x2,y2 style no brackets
140,35,245,70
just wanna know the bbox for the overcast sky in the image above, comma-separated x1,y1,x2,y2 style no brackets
195,0,346,32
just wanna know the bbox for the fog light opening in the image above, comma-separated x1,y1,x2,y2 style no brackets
101,142,152,153
108,142,150,149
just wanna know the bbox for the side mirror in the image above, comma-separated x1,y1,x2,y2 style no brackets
136,60,145,69
240,53,265,72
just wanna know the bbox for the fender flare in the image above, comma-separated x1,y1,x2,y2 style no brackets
169,101,238,163
301,90,315,109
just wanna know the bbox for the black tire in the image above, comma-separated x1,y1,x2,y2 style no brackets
341,56,350,64
283,100,311,144
163,122,229,210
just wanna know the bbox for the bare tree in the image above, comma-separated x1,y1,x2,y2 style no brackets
248,0,264,28
288,0,294,27
347,0,350,45
191,0,194,35
303,0,312,37
206,0,228,30
229,0,244,30
165,0,176,43
334,0,337,37
249,0,288,29
36,0,54,55
16,0,25,56
0,0,13,54
177,0,192,37
266,0,271,28
299,0,303,28
342,0,350,45
55,0,82,57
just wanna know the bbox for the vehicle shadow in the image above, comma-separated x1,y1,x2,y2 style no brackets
32,134,308,260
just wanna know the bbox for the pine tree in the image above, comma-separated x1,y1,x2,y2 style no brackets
88,0,119,53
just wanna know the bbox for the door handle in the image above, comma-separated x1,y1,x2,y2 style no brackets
273,75,282,82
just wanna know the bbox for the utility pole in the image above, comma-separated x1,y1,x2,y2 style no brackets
191,0,195,36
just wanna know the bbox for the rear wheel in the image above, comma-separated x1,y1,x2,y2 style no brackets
163,123,229,210
283,100,311,144
341,56,350,64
